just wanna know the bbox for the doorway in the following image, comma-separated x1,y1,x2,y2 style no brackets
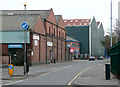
50,50,52,63
8,48,24,65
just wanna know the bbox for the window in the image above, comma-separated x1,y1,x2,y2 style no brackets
78,45,79,48
84,23,87,25
64,20,67,22
49,26,50,34
59,31,60,37
62,32,64,38
54,29,55,36
74,44,75,47
70,20,73,22
35,40,38,46
71,43,73,47
75,20,78,22
82,20,84,22
68,24,70,25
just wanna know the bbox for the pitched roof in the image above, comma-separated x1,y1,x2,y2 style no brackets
2,14,39,30
66,36,79,43
1,10,50,18
1,10,50,31
55,15,61,24
64,19,91,26
97,22,100,26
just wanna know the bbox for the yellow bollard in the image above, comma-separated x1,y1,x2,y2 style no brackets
8,64,14,77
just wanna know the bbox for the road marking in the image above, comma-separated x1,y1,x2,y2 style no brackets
63,65,72,69
52,70,57,72
40,72,49,76
68,66,95,86
5,80,23,85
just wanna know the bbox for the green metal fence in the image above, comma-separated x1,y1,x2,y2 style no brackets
110,42,120,78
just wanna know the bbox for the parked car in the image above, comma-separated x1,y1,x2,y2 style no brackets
98,56,104,60
89,56,95,61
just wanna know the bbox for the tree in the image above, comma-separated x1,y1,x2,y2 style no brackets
113,19,120,42
101,35,117,56
101,19,120,56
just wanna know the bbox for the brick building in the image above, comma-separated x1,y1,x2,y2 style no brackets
66,36,80,59
0,8,66,65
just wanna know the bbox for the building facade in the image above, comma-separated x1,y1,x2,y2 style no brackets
0,9,66,65
64,17,105,57
66,36,80,59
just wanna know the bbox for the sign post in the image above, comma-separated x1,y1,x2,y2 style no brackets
21,3,30,75
21,22,28,75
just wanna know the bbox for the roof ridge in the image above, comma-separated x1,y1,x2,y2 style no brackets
64,19,91,20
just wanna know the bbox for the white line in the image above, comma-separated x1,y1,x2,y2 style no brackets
5,80,23,85
52,70,57,72
63,65,72,69
40,72,49,76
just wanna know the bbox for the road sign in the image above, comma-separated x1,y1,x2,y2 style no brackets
70,47,74,53
21,22,29,30
68,44,70,47
8,64,14,77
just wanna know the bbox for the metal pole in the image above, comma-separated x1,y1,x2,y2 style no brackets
110,0,112,47
24,3,27,75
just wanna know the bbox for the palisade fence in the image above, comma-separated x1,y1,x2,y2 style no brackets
110,42,120,78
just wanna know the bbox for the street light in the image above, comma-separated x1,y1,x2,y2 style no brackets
24,3,27,75
110,0,113,47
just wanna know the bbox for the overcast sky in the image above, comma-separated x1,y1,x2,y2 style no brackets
0,0,119,35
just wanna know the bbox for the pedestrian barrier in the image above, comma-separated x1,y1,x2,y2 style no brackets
110,42,120,79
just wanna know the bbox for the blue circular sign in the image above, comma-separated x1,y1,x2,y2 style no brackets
21,22,29,30
9,65,13,69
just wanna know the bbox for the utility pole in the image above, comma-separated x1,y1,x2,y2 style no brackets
110,0,113,47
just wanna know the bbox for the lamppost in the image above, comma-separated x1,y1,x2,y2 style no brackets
24,3,27,75
110,0,113,47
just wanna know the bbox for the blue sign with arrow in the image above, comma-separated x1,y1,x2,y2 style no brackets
9,65,13,69
21,22,29,30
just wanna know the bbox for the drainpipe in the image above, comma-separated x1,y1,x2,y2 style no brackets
43,19,48,63
57,26,58,62
61,39,62,61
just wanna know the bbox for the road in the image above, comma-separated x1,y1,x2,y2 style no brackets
2,59,109,86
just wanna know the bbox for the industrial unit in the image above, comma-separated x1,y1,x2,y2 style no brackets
64,17,105,57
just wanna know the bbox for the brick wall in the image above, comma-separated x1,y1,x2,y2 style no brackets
0,56,9,64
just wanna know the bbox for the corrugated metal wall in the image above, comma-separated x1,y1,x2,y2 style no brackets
66,26,89,54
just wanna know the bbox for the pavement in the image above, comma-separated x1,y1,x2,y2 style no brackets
73,60,119,87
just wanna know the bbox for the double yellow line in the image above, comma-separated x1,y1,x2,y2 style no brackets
68,66,95,86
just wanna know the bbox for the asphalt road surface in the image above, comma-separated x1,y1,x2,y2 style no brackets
2,59,109,86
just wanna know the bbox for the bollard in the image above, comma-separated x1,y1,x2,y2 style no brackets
105,64,110,80
26,63,29,73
